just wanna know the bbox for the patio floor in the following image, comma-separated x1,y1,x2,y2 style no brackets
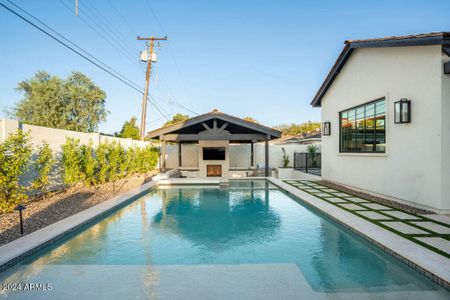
284,180,450,258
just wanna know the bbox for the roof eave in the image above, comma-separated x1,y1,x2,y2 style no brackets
147,112,281,140
310,32,450,108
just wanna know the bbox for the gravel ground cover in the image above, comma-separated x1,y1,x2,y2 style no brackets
0,172,157,246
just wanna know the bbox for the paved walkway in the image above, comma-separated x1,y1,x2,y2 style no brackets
284,180,450,257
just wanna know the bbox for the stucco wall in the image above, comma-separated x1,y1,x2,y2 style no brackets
320,45,447,210
1,119,152,151
441,51,450,210
198,140,230,177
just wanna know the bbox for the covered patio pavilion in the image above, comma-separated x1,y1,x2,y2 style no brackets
147,110,281,177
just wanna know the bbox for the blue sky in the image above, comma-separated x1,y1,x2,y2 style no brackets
0,0,449,134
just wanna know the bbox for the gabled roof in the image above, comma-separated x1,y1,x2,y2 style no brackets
147,109,281,141
311,32,450,107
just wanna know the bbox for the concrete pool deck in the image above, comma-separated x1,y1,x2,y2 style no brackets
1,264,448,299
268,178,450,288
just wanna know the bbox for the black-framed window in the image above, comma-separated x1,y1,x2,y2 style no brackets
339,98,385,153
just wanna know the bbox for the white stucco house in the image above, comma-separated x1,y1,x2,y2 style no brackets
312,32,450,213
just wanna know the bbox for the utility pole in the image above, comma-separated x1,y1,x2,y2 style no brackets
137,35,168,140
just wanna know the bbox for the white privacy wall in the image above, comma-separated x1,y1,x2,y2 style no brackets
320,45,449,211
165,143,318,170
441,51,450,211
0,119,152,151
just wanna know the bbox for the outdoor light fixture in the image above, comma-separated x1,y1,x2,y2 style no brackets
394,98,411,124
15,204,26,235
322,121,331,136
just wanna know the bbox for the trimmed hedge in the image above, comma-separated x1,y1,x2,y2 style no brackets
0,132,158,213
61,137,159,186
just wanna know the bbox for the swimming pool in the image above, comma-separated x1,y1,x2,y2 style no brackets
1,180,448,299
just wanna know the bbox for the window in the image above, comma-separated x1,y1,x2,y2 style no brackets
339,98,385,153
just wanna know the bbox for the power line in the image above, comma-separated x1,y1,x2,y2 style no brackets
58,0,145,73
106,0,138,36
142,0,197,115
1,1,175,124
83,0,141,54
0,1,144,94
5,0,144,92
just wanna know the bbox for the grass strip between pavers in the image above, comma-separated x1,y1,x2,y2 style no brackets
283,180,450,259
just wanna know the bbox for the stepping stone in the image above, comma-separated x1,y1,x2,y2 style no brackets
338,203,366,211
324,197,349,203
308,189,323,194
345,197,369,203
361,203,392,210
414,237,450,254
380,222,428,234
319,188,337,193
356,211,393,220
381,210,421,220
422,215,450,226
315,193,332,198
332,192,351,197
410,222,450,234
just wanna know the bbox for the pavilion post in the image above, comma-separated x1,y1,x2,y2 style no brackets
265,136,270,177
178,143,182,167
250,142,254,167
160,135,166,172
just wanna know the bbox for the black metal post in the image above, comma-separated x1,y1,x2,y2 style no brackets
305,153,309,174
265,139,269,177
19,210,23,235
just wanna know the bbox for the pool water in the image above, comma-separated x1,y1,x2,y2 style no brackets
1,181,448,298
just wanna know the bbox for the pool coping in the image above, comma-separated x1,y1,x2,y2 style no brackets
0,180,157,272
268,177,450,289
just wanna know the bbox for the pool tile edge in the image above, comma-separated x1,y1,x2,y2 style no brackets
0,181,157,272
269,177,450,289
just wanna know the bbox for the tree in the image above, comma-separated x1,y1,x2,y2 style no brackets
32,142,55,198
163,113,189,127
11,71,108,132
243,117,258,124
0,130,32,213
117,116,140,140
273,121,321,136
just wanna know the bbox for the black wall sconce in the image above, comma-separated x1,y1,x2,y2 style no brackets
322,121,331,136
394,98,411,124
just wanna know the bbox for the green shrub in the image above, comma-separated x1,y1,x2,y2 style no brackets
119,146,130,178
0,130,32,213
32,141,55,197
80,142,96,185
108,141,122,182
61,137,83,185
96,142,109,184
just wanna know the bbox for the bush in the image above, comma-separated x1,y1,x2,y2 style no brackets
60,140,158,188
0,130,32,213
80,142,96,185
108,141,122,182
96,142,110,184
306,144,319,154
61,137,83,185
32,141,55,197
